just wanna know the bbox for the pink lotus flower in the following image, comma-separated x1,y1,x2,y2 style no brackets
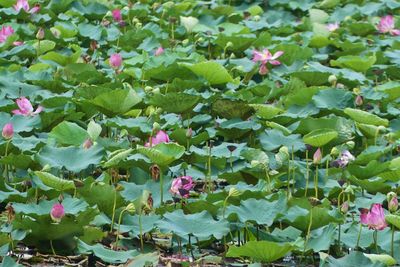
12,97,43,116
2,123,13,139
12,41,23,46
377,15,400,36
145,130,170,147
360,203,387,230
14,0,29,12
170,176,194,198
252,48,283,75
155,47,164,56
0,26,14,43
252,49,284,66
109,53,122,69
313,148,322,164
327,22,339,32
112,9,122,22
83,139,93,149
50,203,65,223
29,4,40,14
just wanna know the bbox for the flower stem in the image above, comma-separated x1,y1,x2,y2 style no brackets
391,225,395,257
160,171,164,204
373,230,378,253
303,208,313,255
4,140,10,182
305,150,309,197
139,210,144,252
314,165,319,199
356,223,362,249
110,189,117,233
50,240,56,255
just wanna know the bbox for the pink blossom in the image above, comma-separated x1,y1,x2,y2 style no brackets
112,9,122,22
14,0,29,12
377,15,400,36
313,148,322,164
145,130,170,147
252,48,283,75
326,22,339,32
83,139,93,149
29,4,40,14
360,203,387,230
0,26,14,43
155,47,164,56
50,203,65,223
252,49,284,66
13,41,23,46
109,53,122,69
170,176,194,198
12,97,43,116
2,123,14,139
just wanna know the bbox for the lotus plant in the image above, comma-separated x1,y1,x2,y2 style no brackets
360,203,387,253
387,192,398,256
313,148,322,198
50,203,65,223
144,130,170,147
14,0,40,13
170,176,194,198
155,46,164,56
326,22,339,32
2,123,13,140
0,26,14,43
252,48,284,75
12,97,43,116
112,9,122,23
109,53,122,69
377,15,400,36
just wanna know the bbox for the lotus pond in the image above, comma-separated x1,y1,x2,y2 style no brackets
1,0,400,266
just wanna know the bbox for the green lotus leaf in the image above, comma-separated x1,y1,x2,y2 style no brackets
303,128,338,147
49,121,88,146
149,93,200,113
136,143,185,166
34,171,76,191
182,61,233,85
344,108,388,127
226,241,293,263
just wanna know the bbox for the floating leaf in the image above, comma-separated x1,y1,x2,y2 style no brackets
303,128,338,147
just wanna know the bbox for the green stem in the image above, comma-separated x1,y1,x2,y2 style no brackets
4,140,10,182
314,165,319,199
373,230,378,253
160,171,164,204
305,150,309,197
115,209,126,250
338,223,341,252
356,223,362,249
391,225,395,257
303,208,313,255
139,210,144,252
50,240,56,255
265,167,271,193
110,189,117,233
229,152,233,173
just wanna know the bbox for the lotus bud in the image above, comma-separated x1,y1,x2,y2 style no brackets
36,27,45,40
109,53,122,69
330,147,339,156
226,41,233,48
50,28,61,39
279,146,289,156
346,141,355,149
135,22,142,29
152,122,161,132
341,201,349,214
230,53,236,59
313,148,322,164
125,203,136,214
328,75,337,85
82,138,93,149
186,128,193,138
144,86,153,93
355,95,363,106
387,192,398,213
228,187,241,197
50,203,65,223
2,123,14,139
250,160,262,168
182,39,189,46
353,87,361,95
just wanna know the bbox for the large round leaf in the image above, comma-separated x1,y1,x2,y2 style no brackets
149,93,200,113
136,143,185,166
34,171,76,191
226,241,293,263
344,108,388,127
91,89,142,116
182,61,233,85
303,128,338,147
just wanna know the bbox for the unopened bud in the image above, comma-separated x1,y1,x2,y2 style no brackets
328,75,337,85
36,28,45,40
340,201,349,214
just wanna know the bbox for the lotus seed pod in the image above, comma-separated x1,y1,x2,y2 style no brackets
226,41,233,48
346,141,355,149
330,147,339,156
328,75,337,84
125,203,136,213
152,122,161,132
279,146,289,155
